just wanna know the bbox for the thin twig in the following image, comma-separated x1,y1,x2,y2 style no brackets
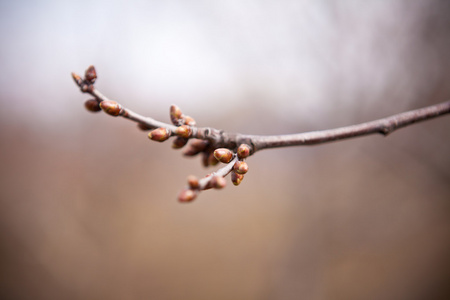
245,100,450,151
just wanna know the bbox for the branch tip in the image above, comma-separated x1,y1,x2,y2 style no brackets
178,189,197,202
85,65,97,83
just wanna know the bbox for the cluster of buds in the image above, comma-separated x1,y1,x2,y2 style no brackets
178,143,251,202
84,98,124,116
145,105,195,143
73,66,125,117
73,65,254,203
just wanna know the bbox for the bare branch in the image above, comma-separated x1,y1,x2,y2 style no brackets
245,101,450,151
72,66,450,202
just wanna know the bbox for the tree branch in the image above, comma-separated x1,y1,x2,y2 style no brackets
72,66,450,202
245,101,450,151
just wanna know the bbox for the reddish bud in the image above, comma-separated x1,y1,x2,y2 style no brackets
183,115,196,126
85,65,97,83
172,137,189,149
170,105,184,125
234,161,249,174
208,152,219,166
231,172,244,186
137,122,152,131
148,128,171,142
183,140,208,156
175,125,192,138
187,175,199,189
183,146,200,156
178,189,197,202
211,176,226,189
72,72,82,85
237,144,251,159
213,148,234,163
201,152,210,167
84,99,101,112
190,139,208,151
100,101,122,116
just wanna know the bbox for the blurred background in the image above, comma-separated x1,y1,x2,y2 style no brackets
1,0,450,299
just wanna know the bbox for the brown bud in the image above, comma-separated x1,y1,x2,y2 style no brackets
234,161,249,174
231,171,244,186
187,175,199,189
213,148,234,163
208,152,219,166
137,122,152,131
84,99,101,112
100,100,122,116
175,125,192,138
211,176,226,189
183,115,196,126
190,139,208,151
178,189,197,202
172,137,189,149
170,105,184,125
85,65,97,83
237,144,251,159
183,145,199,156
148,128,171,142
202,152,210,167
71,72,82,85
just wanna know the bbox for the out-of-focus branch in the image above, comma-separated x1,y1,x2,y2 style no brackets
72,66,450,202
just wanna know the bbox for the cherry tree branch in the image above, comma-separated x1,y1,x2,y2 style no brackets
245,101,450,151
72,66,450,202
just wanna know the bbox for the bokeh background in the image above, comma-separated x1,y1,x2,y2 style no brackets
1,0,450,299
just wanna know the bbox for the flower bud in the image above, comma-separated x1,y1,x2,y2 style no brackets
202,152,210,167
85,65,97,83
178,189,196,202
231,171,244,186
172,137,188,149
208,152,219,166
137,122,152,131
183,115,196,126
187,175,199,189
100,100,122,116
233,161,249,174
175,125,192,138
84,99,101,112
190,139,208,151
213,148,233,163
170,105,183,126
148,128,171,142
211,176,226,189
237,144,251,159
72,72,82,85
